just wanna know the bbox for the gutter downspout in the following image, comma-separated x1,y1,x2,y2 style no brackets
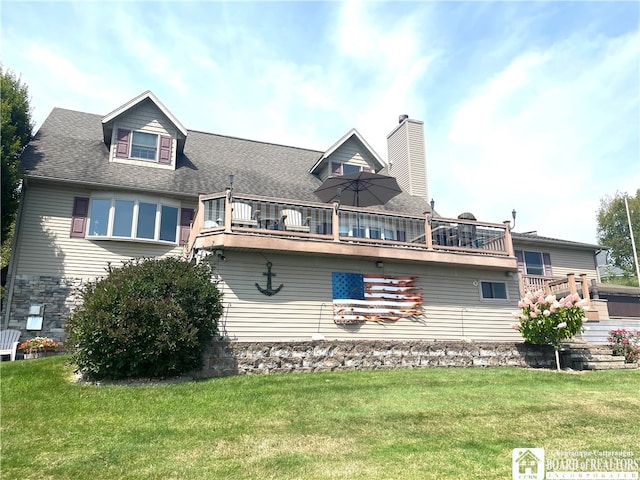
3,178,27,330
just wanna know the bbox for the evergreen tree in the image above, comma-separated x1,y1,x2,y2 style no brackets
1,67,33,246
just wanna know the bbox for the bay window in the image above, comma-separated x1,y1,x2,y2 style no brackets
88,196,180,243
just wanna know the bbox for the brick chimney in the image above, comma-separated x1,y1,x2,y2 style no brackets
386,115,428,201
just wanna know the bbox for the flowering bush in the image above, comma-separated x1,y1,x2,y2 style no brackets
513,290,588,370
608,329,640,363
18,336,60,353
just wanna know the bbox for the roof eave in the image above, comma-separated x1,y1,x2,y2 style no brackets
101,90,188,152
309,128,386,175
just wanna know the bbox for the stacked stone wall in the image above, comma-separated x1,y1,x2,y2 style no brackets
197,339,557,378
3,275,85,341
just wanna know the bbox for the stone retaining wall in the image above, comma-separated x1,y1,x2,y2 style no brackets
196,339,557,378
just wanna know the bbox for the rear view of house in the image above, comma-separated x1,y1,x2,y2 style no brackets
4,91,611,346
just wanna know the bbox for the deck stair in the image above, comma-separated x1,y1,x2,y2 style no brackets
560,339,638,370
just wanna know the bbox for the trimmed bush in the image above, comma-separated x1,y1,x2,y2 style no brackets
66,257,222,380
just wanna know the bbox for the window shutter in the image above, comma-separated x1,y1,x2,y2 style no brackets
179,208,194,245
116,129,130,158
515,250,525,273
543,253,553,276
159,135,172,164
70,197,89,238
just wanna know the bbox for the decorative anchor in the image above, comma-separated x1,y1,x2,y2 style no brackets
255,261,283,296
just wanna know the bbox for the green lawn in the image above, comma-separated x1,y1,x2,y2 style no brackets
1,356,639,479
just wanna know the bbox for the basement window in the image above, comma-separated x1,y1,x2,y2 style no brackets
480,281,508,300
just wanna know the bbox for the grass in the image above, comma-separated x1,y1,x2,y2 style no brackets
1,356,639,479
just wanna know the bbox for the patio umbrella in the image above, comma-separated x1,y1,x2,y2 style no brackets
314,171,402,208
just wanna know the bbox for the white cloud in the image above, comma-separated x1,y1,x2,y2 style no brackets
433,30,640,243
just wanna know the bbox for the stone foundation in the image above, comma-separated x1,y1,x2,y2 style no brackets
2,274,86,341
196,339,557,378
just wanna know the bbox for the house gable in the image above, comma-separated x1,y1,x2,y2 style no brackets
101,91,187,170
309,129,385,180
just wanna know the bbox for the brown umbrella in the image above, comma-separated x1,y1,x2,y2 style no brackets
314,171,402,207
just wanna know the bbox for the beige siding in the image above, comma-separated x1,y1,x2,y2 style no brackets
321,137,376,180
514,241,599,282
14,183,194,279
387,119,427,200
109,100,177,167
215,252,521,342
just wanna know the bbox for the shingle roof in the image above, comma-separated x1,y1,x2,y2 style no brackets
20,107,429,214
512,232,602,250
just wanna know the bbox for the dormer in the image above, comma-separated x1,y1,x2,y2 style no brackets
309,128,385,180
101,91,187,170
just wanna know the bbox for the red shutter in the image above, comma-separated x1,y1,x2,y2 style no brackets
159,135,172,164
179,208,194,245
70,197,89,238
543,253,553,276
116,129,130,157
515,250,525,273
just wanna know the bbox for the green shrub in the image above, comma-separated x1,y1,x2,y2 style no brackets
66,257,222,380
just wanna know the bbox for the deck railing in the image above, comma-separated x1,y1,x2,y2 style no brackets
520,273,591,304
186,192,514,257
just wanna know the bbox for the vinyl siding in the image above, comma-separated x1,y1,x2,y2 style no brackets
513,241,599,282
386,119,427,200
109,100,177,167
14,183,193,279
216,252,521,342
321,137,375,180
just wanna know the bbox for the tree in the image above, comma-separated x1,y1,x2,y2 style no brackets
1,67,33,247
597,190,640,286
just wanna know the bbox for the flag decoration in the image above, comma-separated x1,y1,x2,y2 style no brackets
332,272,423,324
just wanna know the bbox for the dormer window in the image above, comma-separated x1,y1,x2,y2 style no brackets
116,128,172,165
331,162,372,176
131,132,158,160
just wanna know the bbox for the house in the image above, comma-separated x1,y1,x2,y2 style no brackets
2,91,609,345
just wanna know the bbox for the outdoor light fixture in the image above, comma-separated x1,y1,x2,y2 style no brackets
430,198,435,213
376,261,384,268
511,208,517,230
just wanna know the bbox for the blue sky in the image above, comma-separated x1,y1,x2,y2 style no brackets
2,1,639,245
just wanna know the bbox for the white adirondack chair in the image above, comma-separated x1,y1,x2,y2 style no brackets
231,202,259,227
0,329,21,361
281,209,311,233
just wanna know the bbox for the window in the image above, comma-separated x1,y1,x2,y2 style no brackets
515,250,553,276
131,132,158,160
87,196,180,243
331,162,367,176
342,164,360,175
480,281,508,300
524,251,544,275
115,128,172,165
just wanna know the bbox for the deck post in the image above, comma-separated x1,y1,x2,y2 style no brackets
580,273,590,304
332,203,340,242
425,213,433,250
224,188,232,233
503,221,514,257
567,273,577,295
